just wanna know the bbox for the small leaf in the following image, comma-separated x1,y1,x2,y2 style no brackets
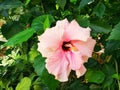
61,10,71,18
85,69,105,84
29,49,40,63
31,15,55,34
78,0,94,9
0,0,23,11
4,28,35,46
93,2,106,18
16,77,31,90
108,22,120,40
56,0,66,10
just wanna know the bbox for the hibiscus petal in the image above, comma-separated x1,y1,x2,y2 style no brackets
76,64,86,78
72,38,96,59
38,19,69,57
46,50,71,82
56,18,69,30
64,20,90,41
66,51,83,70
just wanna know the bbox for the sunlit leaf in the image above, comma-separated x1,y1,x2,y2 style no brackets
0,81,5,89
4,28,35,46
112,74,119,80
16,77,31,90
29,49,40,63
25,0,31,5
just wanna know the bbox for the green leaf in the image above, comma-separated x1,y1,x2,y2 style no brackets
85,69,105,84
0,0,23,11
105,40,120,54
89,84,101,90
16,77,31,90
19,13,32,25
78,0,94,9
56,0,66,10
93,2,106,18
29,49,40,63
69,80,89,90
102,64,115,88
102,64,116,77
90,22,112,34
33,55,59,90
40,69,59,90
6,87,13,90
85,58,98,68
33,55,45,76
103,76,113,88
31,15,55,34
1,21,24,39
76,15,90,28
70,0,77,4
25,0,31,5
61,10,71,18
108,22,120,40
0,81,5,89
4,28,35,46
112,74,119,80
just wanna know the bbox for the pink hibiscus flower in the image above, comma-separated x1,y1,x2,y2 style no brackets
38,19,96,82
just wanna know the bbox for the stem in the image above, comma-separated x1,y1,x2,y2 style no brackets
115,60,120,90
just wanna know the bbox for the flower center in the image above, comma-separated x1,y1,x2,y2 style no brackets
62,41,71,51
62,41,79,51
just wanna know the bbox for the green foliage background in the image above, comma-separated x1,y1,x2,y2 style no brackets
0,0,120,90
